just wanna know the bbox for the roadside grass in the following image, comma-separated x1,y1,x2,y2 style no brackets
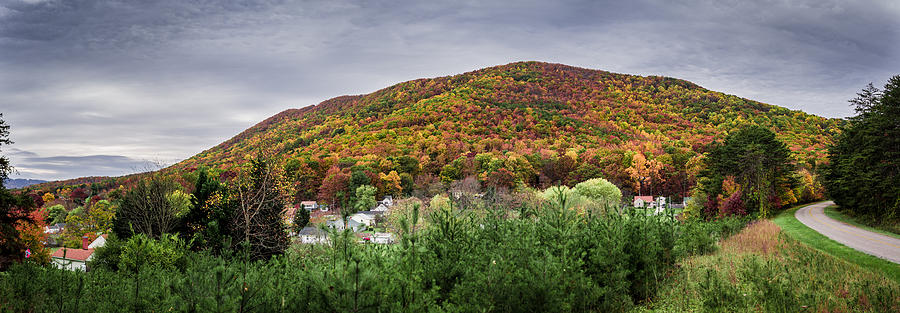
773,206,900,283
823,205,900,240
636,220,900,312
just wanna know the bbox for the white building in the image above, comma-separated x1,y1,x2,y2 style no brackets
301,201,319,211
379,196,393,207
350,211,378,228
370,232,394,244
51,235,107,271
298,227,328,244
633,196,653,208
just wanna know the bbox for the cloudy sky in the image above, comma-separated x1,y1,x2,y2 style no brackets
1,0,898,181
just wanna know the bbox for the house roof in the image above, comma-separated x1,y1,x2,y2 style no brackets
88,235,108,249
634,196,654,202
351,214,376,221
298,226,326,236
300,201,317,205
51,248,94,261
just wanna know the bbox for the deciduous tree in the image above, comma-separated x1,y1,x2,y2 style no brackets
0,114,45,269
574,178,622,207
231,158,288,261
353,185,377,212
113,177,183,238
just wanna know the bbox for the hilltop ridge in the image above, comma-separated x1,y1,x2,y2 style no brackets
163,61,839,200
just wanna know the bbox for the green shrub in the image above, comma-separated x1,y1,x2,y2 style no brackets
0,199,755,312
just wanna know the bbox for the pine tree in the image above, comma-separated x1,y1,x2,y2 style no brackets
825,76,900,219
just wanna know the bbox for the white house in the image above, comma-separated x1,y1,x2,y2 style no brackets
373,203,389,212
301,201,319,211
633,196,653,208
44,223,65,234
370,232,394,244
87,234,107,249
298,227,328,244
326,216,366,232
350,211,378,228
51,248,93,271
51,235,107,271
378,196,393,207
326,217,345,230
654,196,667,208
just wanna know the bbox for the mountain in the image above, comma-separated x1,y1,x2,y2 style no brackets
167,61,840,201
4,178,48,189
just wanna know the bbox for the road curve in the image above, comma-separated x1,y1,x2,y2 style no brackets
795,201,900,264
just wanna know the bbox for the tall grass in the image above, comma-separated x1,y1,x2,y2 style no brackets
638,220,900,312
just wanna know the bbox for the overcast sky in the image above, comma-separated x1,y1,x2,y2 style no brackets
1,0,898,181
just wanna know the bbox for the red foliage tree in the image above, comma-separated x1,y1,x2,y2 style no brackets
718,191,747,217
70,188,89,205
0,192,44,269
317,166,350,208
16,207,48,264
486,168,517,190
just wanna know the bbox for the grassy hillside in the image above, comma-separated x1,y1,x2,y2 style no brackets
639,220,899,312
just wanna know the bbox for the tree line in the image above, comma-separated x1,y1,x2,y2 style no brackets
824,75,900,227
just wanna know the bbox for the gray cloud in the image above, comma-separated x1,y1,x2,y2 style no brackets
7,148,154,180
1,0,898,180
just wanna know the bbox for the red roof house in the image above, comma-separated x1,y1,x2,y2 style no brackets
633,196,654,207
51,234,107,271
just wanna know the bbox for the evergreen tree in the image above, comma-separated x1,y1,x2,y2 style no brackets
182,168,233,253
292,207,310,233
699,125,794,218
824,76,900,219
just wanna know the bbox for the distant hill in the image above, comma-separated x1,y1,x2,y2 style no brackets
164,61,841,200
4,178,48,189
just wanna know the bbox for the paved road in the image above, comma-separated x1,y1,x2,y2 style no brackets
795,201,900,264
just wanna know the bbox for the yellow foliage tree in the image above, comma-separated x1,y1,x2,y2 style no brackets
42,192,55,204
379,170,402,196
625,152,663,194
63,200,116,247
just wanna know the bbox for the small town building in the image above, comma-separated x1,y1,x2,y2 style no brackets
51,234,107,271
298,226,327,244
654,196,667,208
350,211,380,228
370,232,394,244
44,223,65,234
633,196,654,208
301,201,319,211
326,217,345,230
373,203,389,212
88,234,108,249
